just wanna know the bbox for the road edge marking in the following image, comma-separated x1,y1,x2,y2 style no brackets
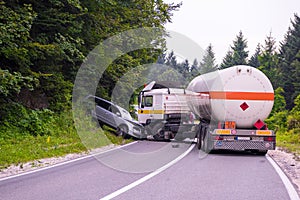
100,143,195,200
0,141,138,182
266,154,300,200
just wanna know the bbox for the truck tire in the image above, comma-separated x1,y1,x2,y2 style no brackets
197,131,202,150
151,122,165,141
197,126,203,150
258,150,268,155
202,127,212,153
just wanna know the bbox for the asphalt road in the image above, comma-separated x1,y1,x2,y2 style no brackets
0,141,297,200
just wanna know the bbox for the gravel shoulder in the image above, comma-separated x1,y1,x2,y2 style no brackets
0,144,116,179
1,145,299,197
268,148,300,196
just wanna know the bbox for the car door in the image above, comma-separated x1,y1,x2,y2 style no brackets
108,104,119,127
95,98,115,128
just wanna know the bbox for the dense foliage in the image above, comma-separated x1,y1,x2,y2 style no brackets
0,0,180,127
0,0,180,166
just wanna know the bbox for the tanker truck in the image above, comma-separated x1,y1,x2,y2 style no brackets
187,65,275,154
138,65,275,154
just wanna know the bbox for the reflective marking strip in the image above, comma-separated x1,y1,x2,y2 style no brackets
215,129,231,135
202,91,274,101
138,110,164,114
256,130,272,135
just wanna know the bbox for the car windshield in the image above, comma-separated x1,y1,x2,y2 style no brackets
117,106,133,121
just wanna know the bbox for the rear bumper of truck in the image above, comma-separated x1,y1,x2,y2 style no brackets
213,140,275,151
209,129,276,151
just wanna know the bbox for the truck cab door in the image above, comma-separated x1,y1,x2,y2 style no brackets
138,95,153,124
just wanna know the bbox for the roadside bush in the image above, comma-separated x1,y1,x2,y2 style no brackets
0,103,55,136
267,93,300,155
287,113,300,130
265,110,288,132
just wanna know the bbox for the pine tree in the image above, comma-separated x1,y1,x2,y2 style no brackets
277,14,300,109
231,31,249,65
291,51,300,99
199,44,218,74
157,52,166,64
248,44,261,68
220,50,234,69
190,58,200,77
258,32,278,87
166,51,177,68
182,59,190,77
220,31,248,69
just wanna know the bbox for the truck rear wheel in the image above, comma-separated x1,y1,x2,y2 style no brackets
196,129,203,150
259,150,268,155
202,127,212,153
197,126,203,150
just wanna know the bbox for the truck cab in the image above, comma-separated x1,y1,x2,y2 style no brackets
138,81,194,140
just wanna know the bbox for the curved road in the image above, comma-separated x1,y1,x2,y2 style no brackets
0,141,298,200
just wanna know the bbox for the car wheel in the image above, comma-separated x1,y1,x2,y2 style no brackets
97,120,104,128
117,125,128,138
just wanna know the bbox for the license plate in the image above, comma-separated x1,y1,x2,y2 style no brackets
237,137,251,141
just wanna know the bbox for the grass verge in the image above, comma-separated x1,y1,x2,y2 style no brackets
0,111,132,170
276,130,300,158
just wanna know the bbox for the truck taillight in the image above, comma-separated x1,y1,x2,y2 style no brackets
264,136,275,142
215,136,224,140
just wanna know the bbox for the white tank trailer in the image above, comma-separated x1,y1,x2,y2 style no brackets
186,65,274,128
186,65,275,154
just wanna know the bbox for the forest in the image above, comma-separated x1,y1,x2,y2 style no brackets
0,0,299,167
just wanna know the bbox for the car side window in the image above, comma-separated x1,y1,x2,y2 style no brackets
142,96,153,107
110,105,121,116
95,98,110,110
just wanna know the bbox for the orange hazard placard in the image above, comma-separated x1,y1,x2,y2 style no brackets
225,121,236,129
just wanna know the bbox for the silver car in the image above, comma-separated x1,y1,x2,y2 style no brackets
85,95,145,139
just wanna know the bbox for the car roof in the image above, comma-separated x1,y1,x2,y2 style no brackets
85,95,130,113
86,95,113,105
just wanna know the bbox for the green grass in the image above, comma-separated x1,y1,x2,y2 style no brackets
0,127,132,169
276,129,300,158
0,133,86,169
0,111,132,170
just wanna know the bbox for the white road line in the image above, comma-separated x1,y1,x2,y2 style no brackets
266,154,300,200
100,143,195,200
0,141,138,182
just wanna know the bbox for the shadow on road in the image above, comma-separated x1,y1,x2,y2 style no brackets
209,149,267,157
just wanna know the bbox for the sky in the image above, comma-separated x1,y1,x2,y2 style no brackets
164,0,300,64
